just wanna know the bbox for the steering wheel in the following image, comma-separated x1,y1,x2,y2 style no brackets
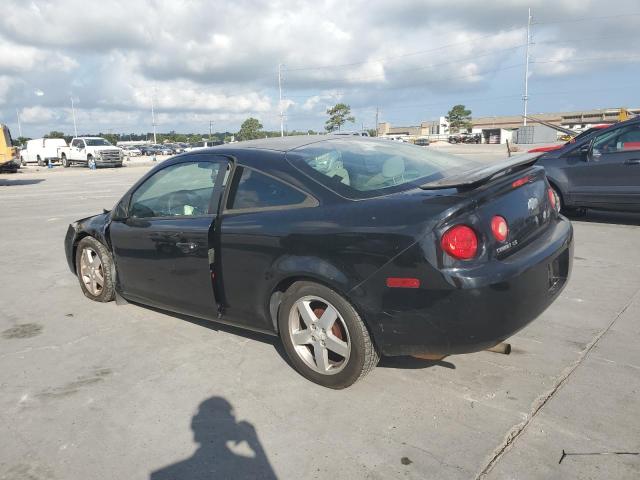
166,190,201,216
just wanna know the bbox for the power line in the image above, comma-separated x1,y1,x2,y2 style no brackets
533,12,640,25
301,44,527,85
284,26,524,72
532,55,640,64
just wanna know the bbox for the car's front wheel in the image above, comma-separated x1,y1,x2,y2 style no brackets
75,237,115,302
278,281,379,389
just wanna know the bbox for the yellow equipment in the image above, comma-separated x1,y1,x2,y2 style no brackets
0,124,19,172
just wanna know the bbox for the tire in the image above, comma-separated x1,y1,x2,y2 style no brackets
551,185,586,217
87,156,96,169
278,281,379,389
75,237,116,302
20,156,26,167
61,154,69,168
37,156,43,167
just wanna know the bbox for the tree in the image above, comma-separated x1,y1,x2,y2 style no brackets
236,118,264,141
44,130,65,139
325,103,355,132
445,105,472,133
14,136,31,146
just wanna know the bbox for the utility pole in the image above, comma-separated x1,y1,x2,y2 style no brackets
151,90,157,144
523,8,532,126
16,109,22,138
209,120,213,140
70,97,78,137
278,63,284,137
375,106,379,137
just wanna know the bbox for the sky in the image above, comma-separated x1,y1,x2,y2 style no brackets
1,0,639,138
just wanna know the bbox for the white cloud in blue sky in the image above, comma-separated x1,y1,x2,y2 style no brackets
1,0,639,136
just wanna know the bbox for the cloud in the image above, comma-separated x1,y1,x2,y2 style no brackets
0,0,638,136
19,106,58,123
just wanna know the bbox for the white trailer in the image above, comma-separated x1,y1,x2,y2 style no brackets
20,138,68,166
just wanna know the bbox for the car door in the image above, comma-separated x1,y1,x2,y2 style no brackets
570,123,640,210
109,156,230,320
70,139,85,161
218,165,317,332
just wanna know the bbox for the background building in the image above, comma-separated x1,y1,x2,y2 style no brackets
378,107,640,144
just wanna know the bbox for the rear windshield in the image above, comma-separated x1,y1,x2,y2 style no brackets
287,138,478,199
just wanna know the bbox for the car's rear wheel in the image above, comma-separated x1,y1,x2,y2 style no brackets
75,237,115,302
61,154,69,168
278,281,379,389
37,155,43,166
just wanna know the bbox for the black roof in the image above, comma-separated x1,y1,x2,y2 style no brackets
222,135,329,152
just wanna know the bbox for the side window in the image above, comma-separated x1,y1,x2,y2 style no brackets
229,167,308,210
593,124,640,154
71,139,79,148
129,161,223,218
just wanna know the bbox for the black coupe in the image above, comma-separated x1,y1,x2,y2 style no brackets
65,137,573,388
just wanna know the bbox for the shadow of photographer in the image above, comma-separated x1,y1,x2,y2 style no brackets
150,397,276,480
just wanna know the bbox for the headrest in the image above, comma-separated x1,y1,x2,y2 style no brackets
382,156,404,178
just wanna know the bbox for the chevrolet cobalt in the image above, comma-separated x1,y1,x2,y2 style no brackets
65,137,573,388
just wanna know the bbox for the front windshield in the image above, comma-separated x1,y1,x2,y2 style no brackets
287,138,478,199
85,138,112,146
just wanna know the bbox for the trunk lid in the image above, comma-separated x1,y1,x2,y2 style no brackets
433,163,557,262
470,166,554,258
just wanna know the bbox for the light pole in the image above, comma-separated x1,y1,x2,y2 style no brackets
278,63,284,137
151,91,157,144
70,97,78,137
523,8,532,127
16,109,22,138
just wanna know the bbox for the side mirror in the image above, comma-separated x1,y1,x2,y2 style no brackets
110,200,128,221
569,143,591,159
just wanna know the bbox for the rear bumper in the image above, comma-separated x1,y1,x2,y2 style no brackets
356,216,573,356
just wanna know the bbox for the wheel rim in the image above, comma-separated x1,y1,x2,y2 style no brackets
79,247,104,296
552,187,562,212
88,158,95,168
288,295,351,375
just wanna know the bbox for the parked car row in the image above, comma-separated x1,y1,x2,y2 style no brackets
18,136,124,168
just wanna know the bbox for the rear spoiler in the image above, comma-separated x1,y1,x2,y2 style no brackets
419,153,542,191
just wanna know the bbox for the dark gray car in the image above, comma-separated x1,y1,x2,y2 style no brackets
538,117,640,213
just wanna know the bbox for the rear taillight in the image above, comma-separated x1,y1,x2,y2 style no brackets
491,215,509,242
512,176,531,188
441,225,478,260
548,188,557,211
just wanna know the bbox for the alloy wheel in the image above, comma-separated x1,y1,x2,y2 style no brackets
79,247,104,296
288,295,351,375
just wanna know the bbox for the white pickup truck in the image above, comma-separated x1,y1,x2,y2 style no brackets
60,137,124,168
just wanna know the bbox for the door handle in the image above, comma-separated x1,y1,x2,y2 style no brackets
176,241,198,251
624,158,640,165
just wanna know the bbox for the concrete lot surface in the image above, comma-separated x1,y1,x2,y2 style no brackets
1,152,639,479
